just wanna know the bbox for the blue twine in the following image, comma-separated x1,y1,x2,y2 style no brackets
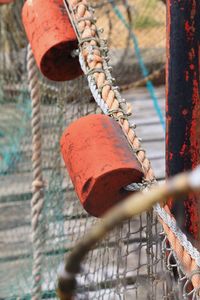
110,3,165,131
0,90,31,174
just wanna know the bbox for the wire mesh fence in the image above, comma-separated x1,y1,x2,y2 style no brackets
1,1,199,300
93,0,166,86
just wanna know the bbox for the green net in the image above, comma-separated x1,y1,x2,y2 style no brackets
93,0,166,86
1,1,193,300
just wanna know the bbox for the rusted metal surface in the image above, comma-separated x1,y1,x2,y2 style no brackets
22,0,82,81
60,114,144,217
166,0,200,246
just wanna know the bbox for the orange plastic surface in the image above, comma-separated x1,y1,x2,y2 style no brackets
61,114,144,217
22,0,82,81
0,0,13,4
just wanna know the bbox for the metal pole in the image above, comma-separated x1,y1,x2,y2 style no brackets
166,0,200,247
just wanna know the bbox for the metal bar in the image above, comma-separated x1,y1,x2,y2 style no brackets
166,0,200,246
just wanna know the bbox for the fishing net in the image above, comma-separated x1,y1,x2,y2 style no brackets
93,0,166,86
1,1,199,300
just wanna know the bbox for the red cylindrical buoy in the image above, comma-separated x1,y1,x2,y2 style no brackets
22,0,82,81
61,114,144,217
0,0,14,4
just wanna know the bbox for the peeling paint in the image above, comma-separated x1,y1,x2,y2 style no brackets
166,0,200,247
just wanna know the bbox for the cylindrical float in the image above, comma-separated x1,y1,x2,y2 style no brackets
61,114,144,217
22,0,82,81
166,0,200,247
0,0,14,4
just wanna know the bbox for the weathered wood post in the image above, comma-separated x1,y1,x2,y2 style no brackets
166,0,200,247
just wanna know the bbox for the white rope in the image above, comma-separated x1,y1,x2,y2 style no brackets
84,45,200,266
27,44,45,300
154,203,200,267
75,8,200,273
79,52,109,114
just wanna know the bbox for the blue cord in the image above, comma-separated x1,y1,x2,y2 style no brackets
111,3,165,131
0,91,31,174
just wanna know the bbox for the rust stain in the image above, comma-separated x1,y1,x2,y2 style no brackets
166,0,200,246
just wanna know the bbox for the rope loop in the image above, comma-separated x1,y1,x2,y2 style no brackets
107,108,124,116
98,82,112,93
87,67,105,76
77,16,96,24
79,37,100,46
32,180,46,189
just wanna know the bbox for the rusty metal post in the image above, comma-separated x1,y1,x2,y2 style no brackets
166,0,200,246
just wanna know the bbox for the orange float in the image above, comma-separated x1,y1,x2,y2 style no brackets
60,114,144,217
22,0,82,81
0,0,14,4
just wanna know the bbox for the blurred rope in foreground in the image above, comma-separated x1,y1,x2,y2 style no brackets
57,166,200,299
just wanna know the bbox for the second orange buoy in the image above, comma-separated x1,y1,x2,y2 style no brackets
61,114,144,217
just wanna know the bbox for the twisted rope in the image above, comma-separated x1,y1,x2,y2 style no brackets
161,235,200,299
63,0,200,293
157,204,200,291
65,0,155,181
27,44,45,300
